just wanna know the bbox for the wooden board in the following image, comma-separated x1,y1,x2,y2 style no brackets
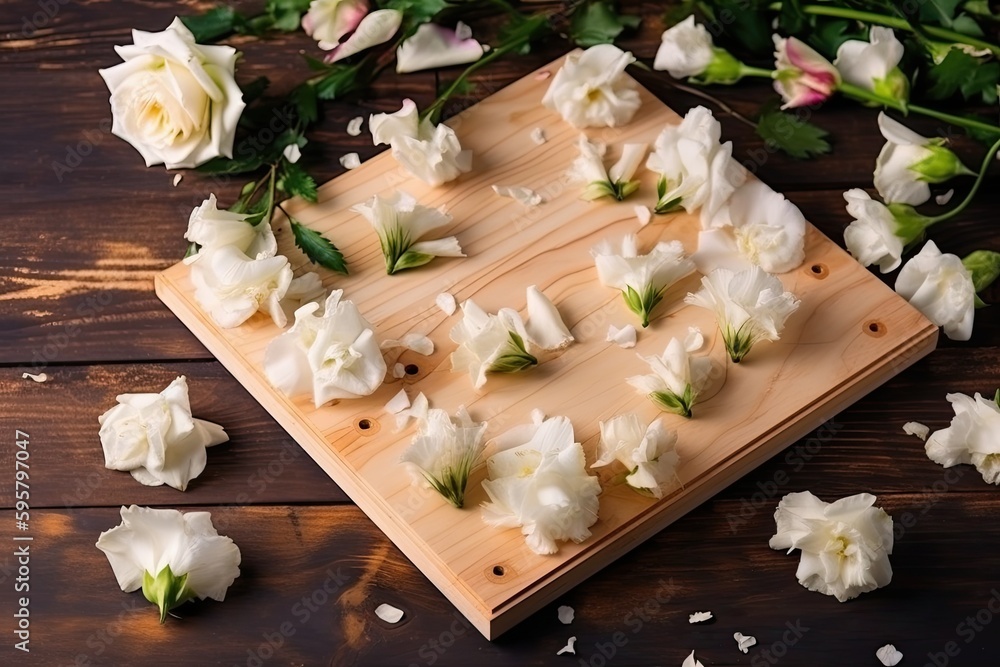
154,54,939,639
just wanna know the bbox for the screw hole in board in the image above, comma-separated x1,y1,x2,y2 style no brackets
354,417,380,435
404,364,419,376
492,565,505,576
864,320,887,337
808,263,829,279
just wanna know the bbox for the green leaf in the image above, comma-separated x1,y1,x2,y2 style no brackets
291,221,348,274
239,76,271,105
776,0,806,34
962,250,1000,293
918,0,963,25
279,162,318,203
289,84,319,125
926,48,997,102
706,0,773,55
314,61,371,100
569,1,640,47
808,19,862,56
385,0,449,30
756,106,831,160
266,0,311,32
649,386,694,418
181,6,241,43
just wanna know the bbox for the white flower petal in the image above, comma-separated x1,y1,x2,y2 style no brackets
895,240,975,341
682,651,704,667
606,324,637,348
634,205,651,226
608,142,647,183
492,184,543,207
903,421,929,441
558,605,575,624
688,611,713,623
436,292,457,315
369,100,471,186
524,285,574,351
384,388,411,415
326,9,402,64
339,152,361,169
396,22,485,74
734,632,757,653
556,637,577,655
877,644,903,666
935,189,954,205
530,127,547,145
283,143,302,164
172,173,183,186
392,363,406,379
347,115,364,136
22,372,48,383
375,603,404,623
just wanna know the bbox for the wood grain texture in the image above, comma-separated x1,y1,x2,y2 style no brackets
3,0,1000,663
156,55,936,638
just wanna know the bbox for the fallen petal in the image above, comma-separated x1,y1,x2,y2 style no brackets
401,333,434,355
535,70,551,81
396,21,486,74
558,605,575,624
492,184,543,207
22,372,48,383
530,127,547,145
436,292,457,315
682,650,704,667
634,205,651,226
375,603,404,623
688,611,713,623
283,144,301,164
734,632,757,653
935,189,954,206
172,173,183,186
347,116,364,136
903,421,929,441
392,363,406,379
876,644,903,666
525,285,574,350
327,9,403,64
340,152,361,169
606,324,637,348
384,388,410,415
556,636,577,655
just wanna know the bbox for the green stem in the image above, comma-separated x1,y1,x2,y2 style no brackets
264,164,277,225
838,83,1000,135
739,65,775,79
927,137,1000,225
768,3,1000,56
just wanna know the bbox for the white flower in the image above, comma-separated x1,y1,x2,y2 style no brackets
877,644,904,666
875,113,972,206
685,266,800,363
98,376,227,491
834,28,908,100
183,194,275,264
98,18,245,169
542,44,641,128
627,328,712,418
400,406,487,508
654,16,713,78
352,191,464,274
695,180,806,274
396,21,485,73
769,491,894,602
324,9,402,64
592,235,694,327
895,240,975,341
592,414,679,499
568,135,646,201
190,246,292,329
523,285,575,351
449,300,536,389
926,391,1000,484
263,290,386,407
843,188,930,274
481,414,601,555
302,0,369,50
96,505,241,622
370,99,472,186
645,106,746,220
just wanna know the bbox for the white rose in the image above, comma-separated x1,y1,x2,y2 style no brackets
654,16,714,79
542,44,641,128
98,18,245,169
895,240,975,341
769,491,894,602
926,392,1000,484
96,505,241,622
183,194,275,264
370,99,472,186
98,376,228,491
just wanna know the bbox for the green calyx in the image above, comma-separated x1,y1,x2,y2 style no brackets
694,47,746,86
910,144,975,183
142,565,192,623
622,283,665,328
649,384,695,418
886,203,934,245
871,68,910,104
962,250,1000,308
488,331,538,374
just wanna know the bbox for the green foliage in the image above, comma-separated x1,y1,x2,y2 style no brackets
776,0,806,35
291,221,348,274
279,162,318,203
699,0,773,55
385,0,450,32
568,1,641,48
756,106,831,160
181,0,311,42
181,6,241,43
926,49,999,104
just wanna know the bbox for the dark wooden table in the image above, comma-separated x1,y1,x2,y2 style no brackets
3,1,1000,665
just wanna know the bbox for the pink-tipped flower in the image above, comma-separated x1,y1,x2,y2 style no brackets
772,36,840,109
302,0,369,51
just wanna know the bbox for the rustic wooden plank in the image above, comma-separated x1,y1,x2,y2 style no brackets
0,362,349,508
8,499,1000,665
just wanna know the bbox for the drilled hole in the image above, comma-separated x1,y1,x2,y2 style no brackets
353,417,380,435
492,565,505,577
808,263,828,279
358,419,372,430
404,364,419,376
863,320,887,337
